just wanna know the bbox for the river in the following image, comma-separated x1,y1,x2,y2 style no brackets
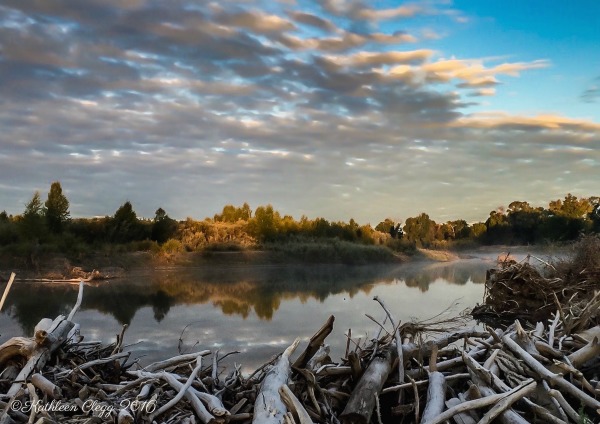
0,252,537,371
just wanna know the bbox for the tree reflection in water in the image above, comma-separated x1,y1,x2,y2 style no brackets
1,259,491,335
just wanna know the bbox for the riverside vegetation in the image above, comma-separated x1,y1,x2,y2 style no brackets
1,182,599,272
0,237,599,423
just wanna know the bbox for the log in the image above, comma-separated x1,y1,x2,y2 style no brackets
253,338,300,424
477,380,537,424
4,316,74,399
420,347,446,424
279,384,314,424
424,379,535,424
0,273,15,312
502,334,600,411
293,316,334,369
30,374,62,399
339,346,395,424
567,336,600,368
420,371,446,424
144,350,211,372
444,398,476,424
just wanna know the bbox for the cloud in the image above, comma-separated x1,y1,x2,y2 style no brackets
327,49,434,67
287,10,337,32
0,1,597,224
581,77,600,103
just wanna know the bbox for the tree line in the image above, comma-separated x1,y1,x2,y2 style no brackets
1,182,599,258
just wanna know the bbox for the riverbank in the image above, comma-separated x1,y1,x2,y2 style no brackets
0,240,569,282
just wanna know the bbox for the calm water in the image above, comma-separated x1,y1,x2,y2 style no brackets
0,254,511,371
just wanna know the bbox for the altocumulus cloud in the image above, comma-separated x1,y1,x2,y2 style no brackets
0,0,598,223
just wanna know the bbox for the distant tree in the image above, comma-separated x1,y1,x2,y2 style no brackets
484,209,511,244
403,213,436,247
549,194,593,219
151,207,178,243
507,201,542,244
0,211,9,223
45,181,70,233
109,201,147,243
19,191,46,241
249,205,280,241
376,219,402,239
214,203,253,223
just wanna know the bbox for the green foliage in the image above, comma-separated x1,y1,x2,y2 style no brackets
375,218,403,239
108,201,150,243
161,238,183,254
45,181,70,233
249,205,280,241
403,213,436,247
214,203,252,223
19,191,47,241
151,208,178,243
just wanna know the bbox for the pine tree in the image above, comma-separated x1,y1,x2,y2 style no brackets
45,181,70,233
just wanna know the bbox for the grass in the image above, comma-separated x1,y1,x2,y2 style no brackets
263,239,400,265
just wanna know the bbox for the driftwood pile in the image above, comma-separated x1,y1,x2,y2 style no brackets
1,269,600,423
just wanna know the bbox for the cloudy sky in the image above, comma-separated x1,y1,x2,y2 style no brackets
1,0,599,224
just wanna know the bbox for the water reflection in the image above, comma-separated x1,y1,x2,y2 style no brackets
0,258,493,368
1,260,490,334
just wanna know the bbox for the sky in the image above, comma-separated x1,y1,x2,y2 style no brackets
0,0,599,224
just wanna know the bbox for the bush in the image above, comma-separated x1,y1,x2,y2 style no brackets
161,239,183,255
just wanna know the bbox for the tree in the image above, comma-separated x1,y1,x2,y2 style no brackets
403,213,436,247
507,201,542,244
19,191,46,240
249,205,280,241
375,219,402,239
45,181,70,233
151,207,177,243
109,201,147,243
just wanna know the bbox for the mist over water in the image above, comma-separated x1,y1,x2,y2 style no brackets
0,255,517,370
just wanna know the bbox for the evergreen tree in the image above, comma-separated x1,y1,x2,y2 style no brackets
45,181,70,233
20,191,46,240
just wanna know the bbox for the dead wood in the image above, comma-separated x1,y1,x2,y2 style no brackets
339,346,395,424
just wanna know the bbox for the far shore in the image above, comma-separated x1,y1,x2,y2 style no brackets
0,243,569,282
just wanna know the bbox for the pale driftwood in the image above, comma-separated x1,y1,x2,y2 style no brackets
26,383,38,424
567,336,600,368
30,373,61,399
577,325,600,342
58,351,130,377
132,371,218,423
306,344,330,371
5,316,74,400
502,334,600,411
477,380,537,424
190,388,230,418
547,389,594,424
0,273,15,312
373,295,404,404
340,347,395,424
444,398,477,424
293,315,334,369
419,371,446,424
381,373,470,394
0,337,37,367
548,309,560,347
425,378,535,424
462,353,530,424
67,281,84,321
151,357,203,421
144,350,211,372
117,408,134,424
521,398,567,424
253,338,300,424
420,347,446,424
279,384,314,424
